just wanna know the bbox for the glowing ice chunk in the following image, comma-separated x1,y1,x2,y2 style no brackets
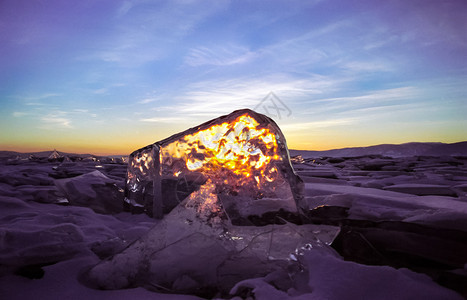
124,109,304,223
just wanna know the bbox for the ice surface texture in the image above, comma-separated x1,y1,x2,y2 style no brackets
1,150,466,299
55,170,123,214
124,109,304,223
86,195,339,295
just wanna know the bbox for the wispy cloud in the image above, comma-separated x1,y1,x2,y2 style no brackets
129,73,347,131
172,73,344,114
116,1,134,17
12,111,29,117
281,118,357,132
184,45,256,67
138,98,159,104
93,88,108,94
72,109,97,118
340,60,393,72
255,20,351,68
385,1,467,48
295,86,420,117
41,112,72,129
326,86,415,101
17,93,61,103
79,0,230,67
25,102,46,106
140,117,184,123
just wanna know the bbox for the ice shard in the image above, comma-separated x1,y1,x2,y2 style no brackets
124,108,305,223
86,110,340,296
85,193,340,295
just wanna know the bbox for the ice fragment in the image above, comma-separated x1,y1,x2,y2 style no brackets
124,109,304,223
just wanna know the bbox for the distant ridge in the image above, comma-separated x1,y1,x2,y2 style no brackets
1,141,466,160
290,141,467,158
0,150,99,159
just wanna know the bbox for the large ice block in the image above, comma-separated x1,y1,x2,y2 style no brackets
124,109,304,223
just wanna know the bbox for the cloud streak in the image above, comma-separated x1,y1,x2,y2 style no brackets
172,73,345,114
140,117,185,123
313,87,418,104
12,112,29,117
77,0,230,67
184,45,256,67
41,112,72,129
281,118,357,132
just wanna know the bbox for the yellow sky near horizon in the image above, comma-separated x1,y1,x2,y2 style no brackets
1,1,466,156
1,125,465,156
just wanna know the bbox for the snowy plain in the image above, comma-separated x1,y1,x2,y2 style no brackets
1,143,466,299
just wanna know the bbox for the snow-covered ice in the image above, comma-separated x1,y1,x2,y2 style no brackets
0,146,466,299
231,246,462,300
85,196,339,295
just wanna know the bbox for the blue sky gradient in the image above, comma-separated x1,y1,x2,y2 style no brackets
1,0,466,154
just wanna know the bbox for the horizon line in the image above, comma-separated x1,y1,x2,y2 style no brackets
1,140,466,157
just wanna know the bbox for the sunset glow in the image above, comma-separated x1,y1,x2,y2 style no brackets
1,0,466,155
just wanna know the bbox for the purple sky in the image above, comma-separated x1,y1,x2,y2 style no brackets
1,0,466,154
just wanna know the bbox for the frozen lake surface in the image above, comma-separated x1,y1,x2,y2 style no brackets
0,149,466,299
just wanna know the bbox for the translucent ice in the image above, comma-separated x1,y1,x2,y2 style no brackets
85,109,334,296
124,109,304,223
86,193,339,295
